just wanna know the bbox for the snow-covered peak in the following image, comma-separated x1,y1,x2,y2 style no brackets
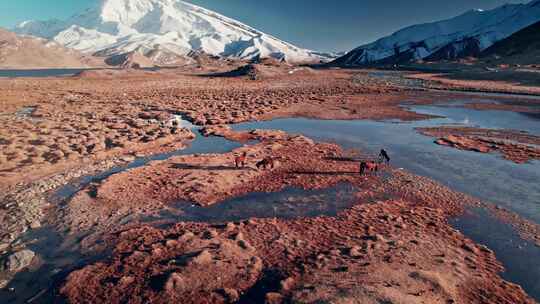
15,19,68,39
100,0,157,25
15,0,331,64
334,0,540,65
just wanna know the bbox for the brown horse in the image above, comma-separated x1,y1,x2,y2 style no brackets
360,161,378,175
256,157,275,170
235,152,248,168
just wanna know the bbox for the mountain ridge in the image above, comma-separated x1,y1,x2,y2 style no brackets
333,0,540,66
481,20,540,64
15,0,333,65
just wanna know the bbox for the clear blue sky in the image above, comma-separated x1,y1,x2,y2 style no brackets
0,0,529,52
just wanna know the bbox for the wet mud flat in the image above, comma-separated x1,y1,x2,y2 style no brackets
59,191,536,303
0,125,236,259
0,129,242,301
451,208,540,300
3,102,540,303
0,70,539,303
0,227,111,303
0,128,372,303
7,136,527,303
53,130,370,238
417,126,540,164
50,131,243,203
6,130,536,303
0,183,361,304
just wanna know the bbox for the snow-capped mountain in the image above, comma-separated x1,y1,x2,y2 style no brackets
333,0,540,66
15,0,331,64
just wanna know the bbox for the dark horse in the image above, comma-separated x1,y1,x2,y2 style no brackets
235,152,248,168
256,157,275,170
360,161,379,175
379,149,390,163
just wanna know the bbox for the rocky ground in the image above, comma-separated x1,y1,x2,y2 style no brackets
1,67,539,303
0,96,196,186
417,127,540,164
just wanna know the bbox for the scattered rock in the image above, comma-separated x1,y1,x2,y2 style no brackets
0,244,9,252
265,292,284,304
462,243,479,255
220,288,239,302
348,246,363,258
4,249,35,272
120,155,136,162
189,249,213,265
203,229,219,239
165,272,186,293
280,277,296,291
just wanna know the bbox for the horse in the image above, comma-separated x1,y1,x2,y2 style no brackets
235,152,248,168
256,157,275,170
379,149,390,164
360,161,378,175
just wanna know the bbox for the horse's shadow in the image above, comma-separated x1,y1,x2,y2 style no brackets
170,163,255,171
325,156,377,162
170,164,362,175
291,170,361,176
325,156,357,162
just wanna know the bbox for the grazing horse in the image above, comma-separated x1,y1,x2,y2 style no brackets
235,152,248,168
379,149,390,164
360,161,378,175
256,157,275,170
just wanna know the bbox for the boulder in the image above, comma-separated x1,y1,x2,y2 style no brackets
348,246,363,258
4,249,35,272
266,292,284,304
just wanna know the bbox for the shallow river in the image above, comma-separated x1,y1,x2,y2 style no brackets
232,102,540,300
0,67,166,78
234,104,540,223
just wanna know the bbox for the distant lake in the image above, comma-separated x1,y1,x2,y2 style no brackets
0,69,91,78
0,67,170,78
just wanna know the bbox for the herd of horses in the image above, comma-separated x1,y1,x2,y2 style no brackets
234,152,276,170
359,149,390,175
234,149,390,174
